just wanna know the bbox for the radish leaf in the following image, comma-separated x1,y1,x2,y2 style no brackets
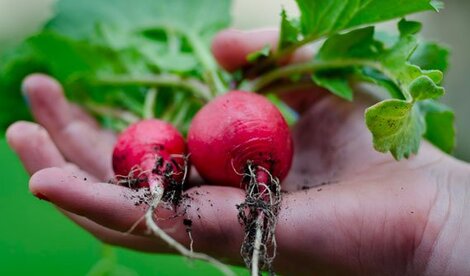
365,100,424,159
278,9,301,50
0,0,455,160
312,73,354,101
314,22,451,159
411,42,450,73
46,0,231,41
0,0,231,133
419,100,456,154
294,0,441,39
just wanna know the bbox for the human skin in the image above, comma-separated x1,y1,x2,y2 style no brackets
6,29,470,276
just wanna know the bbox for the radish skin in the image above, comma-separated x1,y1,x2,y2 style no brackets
112,119,186,189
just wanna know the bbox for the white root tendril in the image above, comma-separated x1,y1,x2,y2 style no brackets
251,215,264,276
145,182,235,276
188,231,194,253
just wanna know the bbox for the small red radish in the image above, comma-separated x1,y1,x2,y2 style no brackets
111,119,234,276
187,91,294,274
112,119,186,190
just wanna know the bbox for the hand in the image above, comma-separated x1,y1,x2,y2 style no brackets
7,29,470,276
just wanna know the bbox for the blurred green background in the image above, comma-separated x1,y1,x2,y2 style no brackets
0,142,246,275
1,0,469,275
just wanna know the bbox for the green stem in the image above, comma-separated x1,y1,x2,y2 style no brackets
172,100,191,130
138,25,226,97
94,74,212,102
167,29,181,55
117,92,145,116
185,31,227,96
247,59,387,92
161,93,185,123
257,82,319,95
247,35,320,76
85,102,140,124
144,88,158,119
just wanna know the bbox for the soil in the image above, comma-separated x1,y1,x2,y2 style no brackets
237,162,281,275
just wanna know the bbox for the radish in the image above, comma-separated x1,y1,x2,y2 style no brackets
188,91,294,275
113,119,187,191
112,119,234,276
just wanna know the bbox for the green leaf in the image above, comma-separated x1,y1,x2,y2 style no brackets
44,0,232,93
316,23,444,94
316,27,377,61
247,45,271,63
294,0,441,39
312,73,353,101
46,0,231,41
379,36,418,77
398,19,422,36
359,68,404,99
366,99,455,159
365,99,425,160
410,42,450,73
0,44,52,133
409,75,445,100
430,0,445,10
278,8,300,50
26,32,124,82
0,0,232,134
313,21,449,159
419,100,456,153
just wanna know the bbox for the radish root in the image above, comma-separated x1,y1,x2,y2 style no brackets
251,215,264,276
144,183,234,276
117,156,234,276
237,162,281,276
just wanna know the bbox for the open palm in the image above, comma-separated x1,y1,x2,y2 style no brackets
7,29,470,276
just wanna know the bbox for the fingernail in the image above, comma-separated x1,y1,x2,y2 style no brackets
21,82,30,107
33,192,50,202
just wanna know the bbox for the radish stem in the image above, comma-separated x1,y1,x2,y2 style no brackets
144,88,158,119
185,31,227,96
95,74,212,102
85,102,139,124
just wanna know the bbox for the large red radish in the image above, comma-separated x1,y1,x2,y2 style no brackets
188,91,294,275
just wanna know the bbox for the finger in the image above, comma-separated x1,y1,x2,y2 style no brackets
69,103,100,130
22,74,115,180
69,103,117,141
212,29,278,72
29,167,245,260
5,122,165,252
64,211,167,253
6,121,67,175
6,121,103,189
6,120,160,252
6,121,97,181
212,29,313,72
